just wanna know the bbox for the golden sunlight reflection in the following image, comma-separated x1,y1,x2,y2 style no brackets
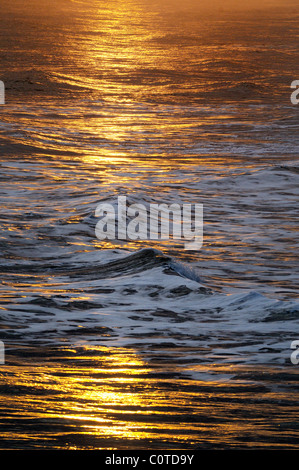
1,0,299,452
2,345,298,449
0,346,201,446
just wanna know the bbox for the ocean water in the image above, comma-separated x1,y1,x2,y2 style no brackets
0,0,299,449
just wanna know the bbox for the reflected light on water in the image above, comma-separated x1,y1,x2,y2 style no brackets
1,0,299,451
1,344,299,449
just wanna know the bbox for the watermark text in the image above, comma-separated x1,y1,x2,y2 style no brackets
0,341,5,364
290,340,299,365
95,196,203,250
0,81,4,105
290,80,299,105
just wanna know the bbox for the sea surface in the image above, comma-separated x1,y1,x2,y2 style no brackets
0,0,299,449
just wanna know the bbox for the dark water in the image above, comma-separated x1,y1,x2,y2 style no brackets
0,0,299,449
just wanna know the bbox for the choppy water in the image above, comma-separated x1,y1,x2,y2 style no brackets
0,0,299,450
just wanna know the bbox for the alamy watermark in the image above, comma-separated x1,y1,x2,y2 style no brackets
290,341,299,365
95,196,203,250
0,81,5,105
290,80,299,105
0,341,4,364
